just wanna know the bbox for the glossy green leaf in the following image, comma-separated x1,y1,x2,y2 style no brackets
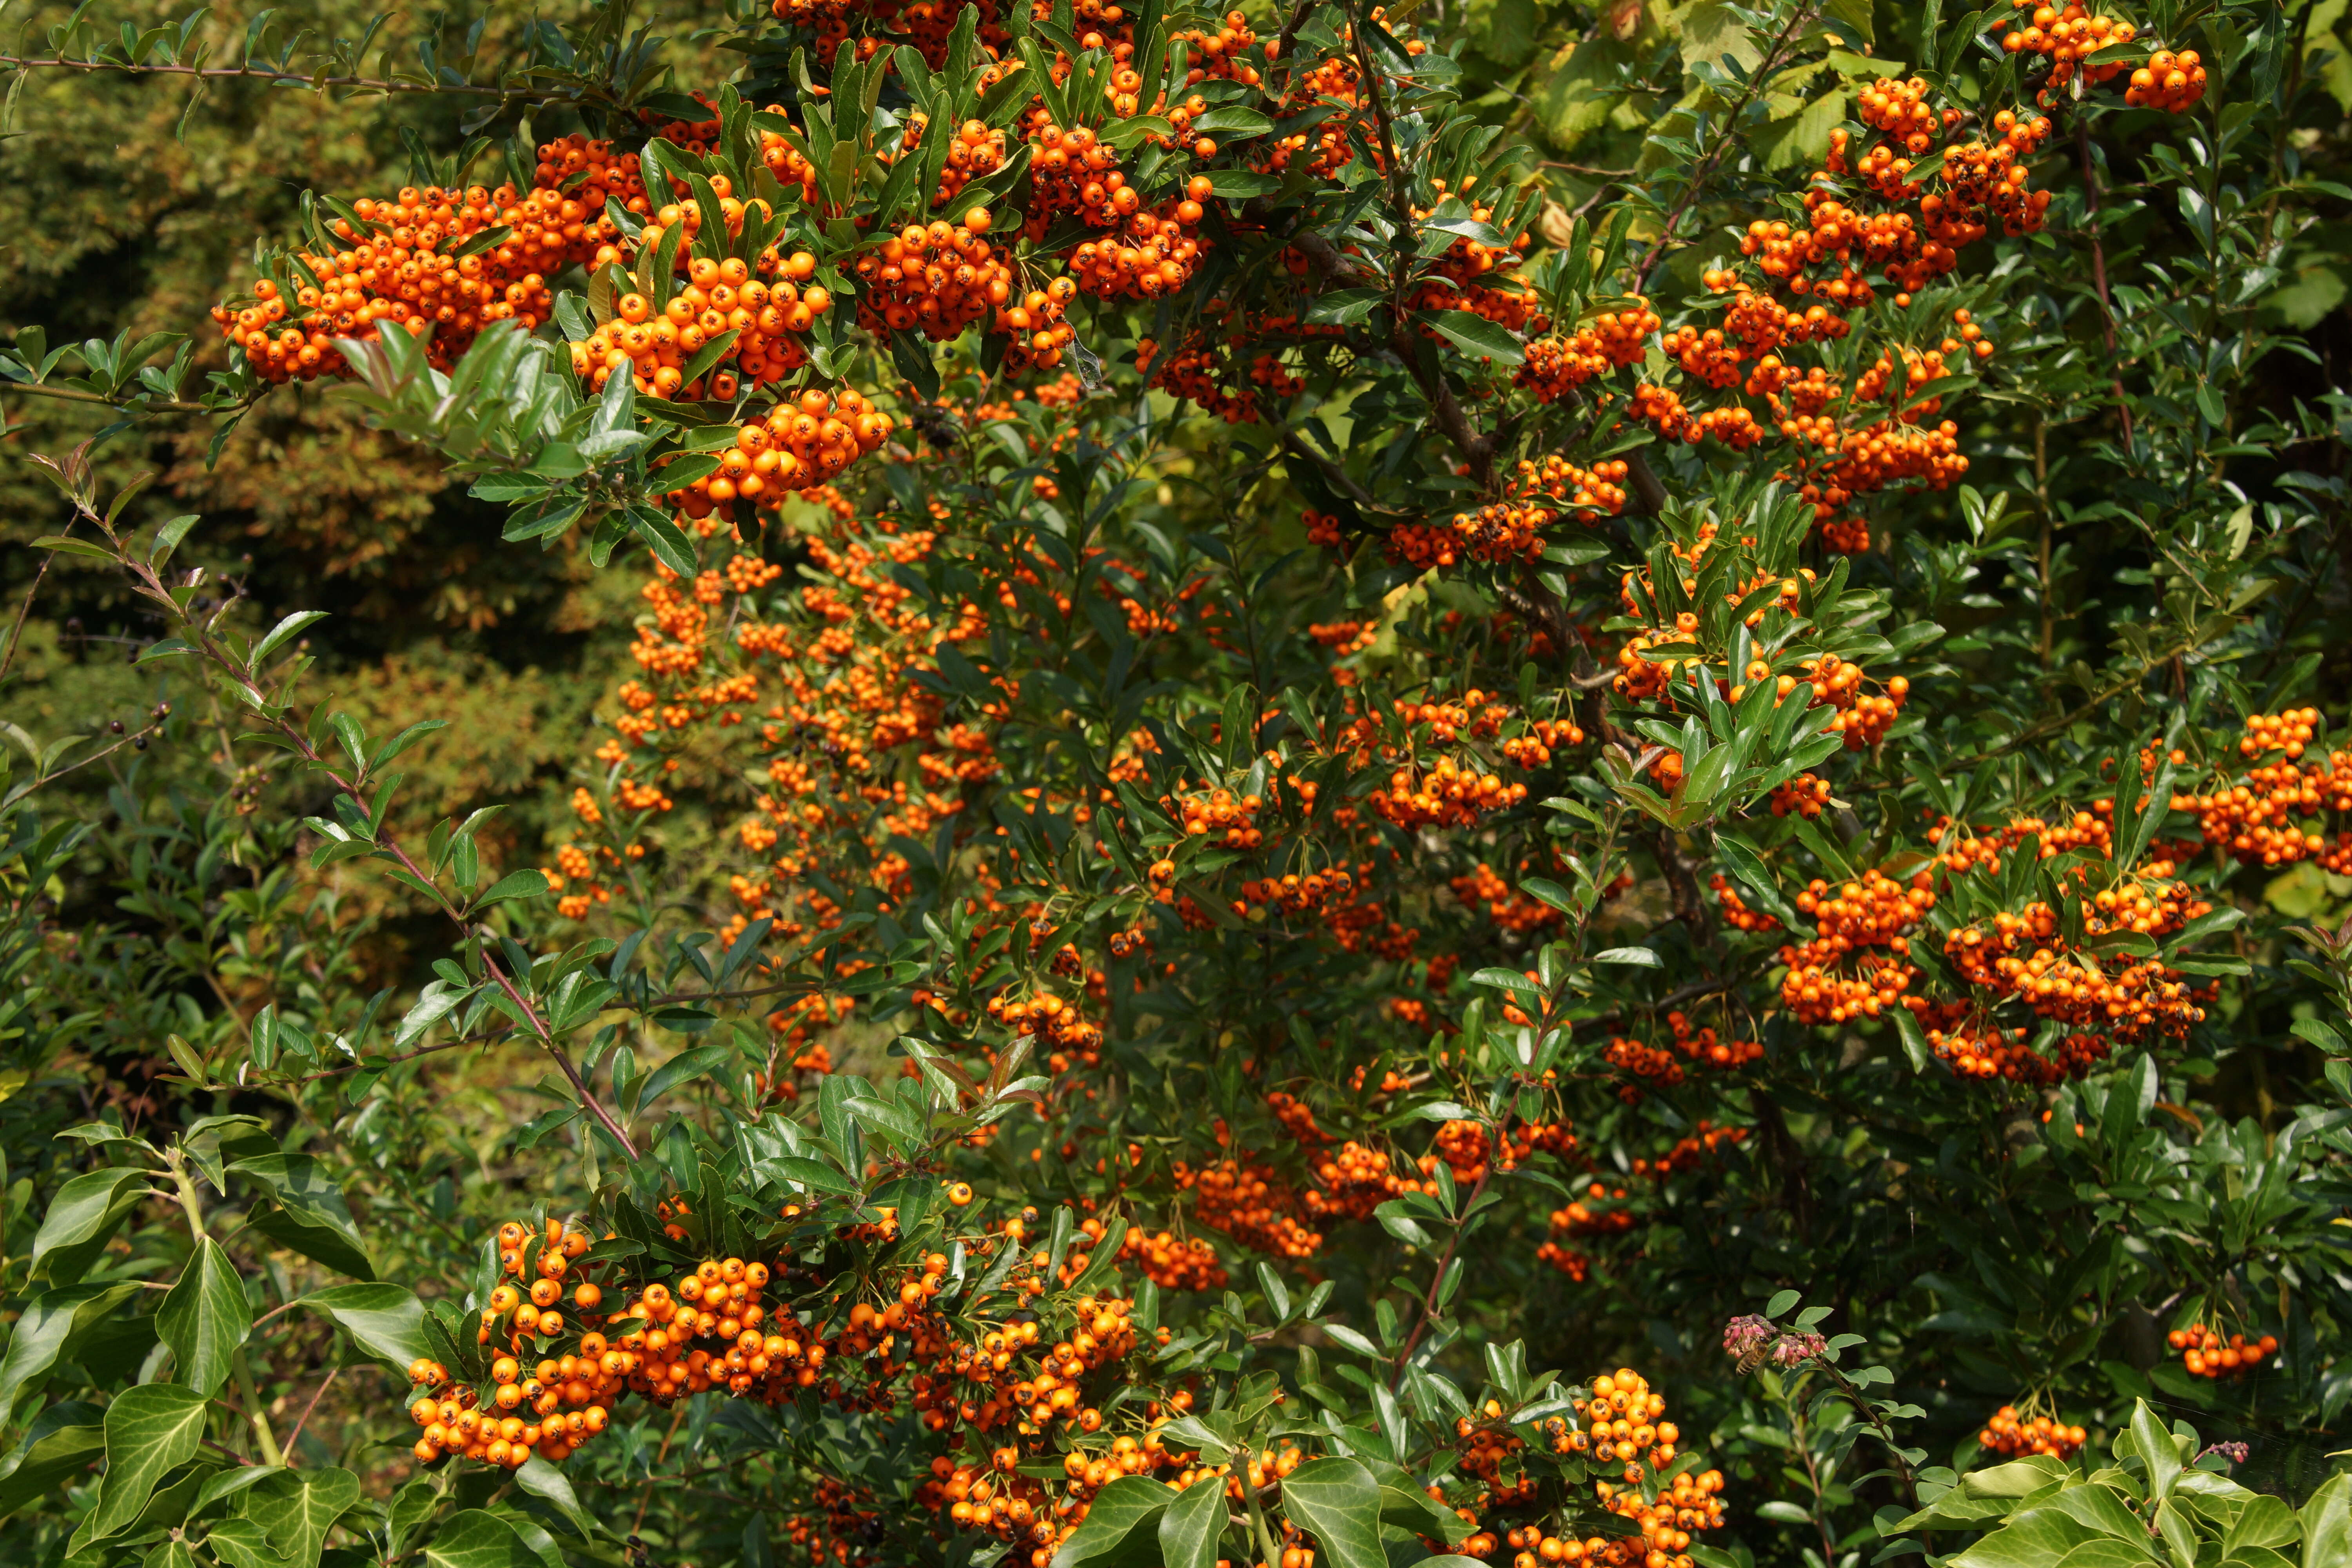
71,1383,210,1548
1277,1457,1387,1568
156,1236,251,1397
31,1166,149,1282
1049,1475,1173,1567
0,1401,104,1519
1156,1475,1226,1568
243,1467,362,1568
205,1517,296,1568
2302,1473,2349,1568
301,1283,428,1370
0,1283,139,1417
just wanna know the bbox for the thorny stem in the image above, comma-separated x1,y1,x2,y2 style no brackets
1346,6,1497,490
2035,419,2056,667
0,379,260,417
635,1403,691,1535
1389,1166,1489,1388
282,1367,339,1459
0,515,71,686
1782,1389,1842,1566
1807,1355,1920,1508
1267,0,1321,100
1627,2,1819,294
2072,118,2136,447
64,486,642,1159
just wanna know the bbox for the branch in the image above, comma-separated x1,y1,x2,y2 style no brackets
1345,9,1498,491
1388,1166,1489,1388
1627,2,1820,294
0,379,260,417
56,490,643,1160
2072,116,2136,448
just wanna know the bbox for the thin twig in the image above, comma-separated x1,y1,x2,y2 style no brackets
0,515,70,686
2072,117,2135,447
0,380,260,417
1627,2,1819,295
1388,1166,1490,1388
282,1367,339,1459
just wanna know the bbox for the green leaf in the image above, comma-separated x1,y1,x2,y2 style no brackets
31,1165,149,1282
204,1518,294,1568
1423,309,1524,365
514,1456,601,1540
2301,1472,2349,1568
0,1401,104,1519
631,1043,736,1113
472,868,549,909
1892,1006,1931,1073
29,535,119,561
1205,169,1282,198
2047,1543,2156,1568
156,1237,251,1397
1156,1476,1226,1568
1962,1456,2073,1497
1713,830,1802,928
244,1468,362,1568
1190,105,1272,137
1949,1506,2111,1568
2131,1398,2179,1501
1050,1475,1174,1567
245,1201,374,1282
678,327,742,390
301,1283,428,1370
0,1283,139,1418
148,514,201,564
1278,1457,1387,1568
251,611,330,668
751,1150,847,1195
72,1383,210,1548
2223,1495,2298,1554
632,507,699,578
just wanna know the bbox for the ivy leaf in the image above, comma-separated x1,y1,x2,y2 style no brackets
1049,1475,1174,1566
245,1468,363,1568
31,1165,150,1283
0,1401,104,1520
156,1237,252,1397
1156,1476,1227,1568
232,1152,374,1281
1278,1457,1387,1568
205,1518,296,1568
0,1284,138,1419
68,1383,210,1550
